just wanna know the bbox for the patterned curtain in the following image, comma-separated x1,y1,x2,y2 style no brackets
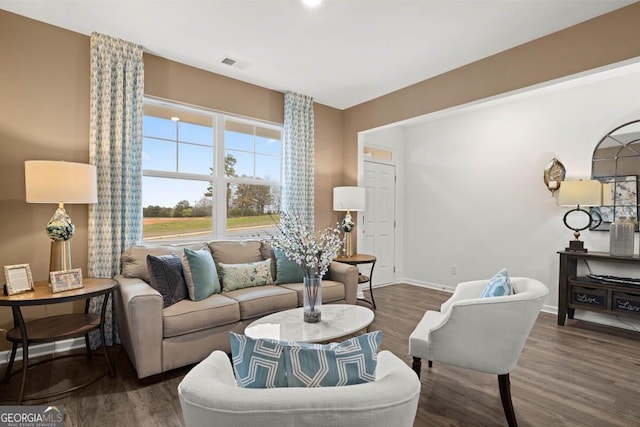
282,92,315,228
88,33,144,348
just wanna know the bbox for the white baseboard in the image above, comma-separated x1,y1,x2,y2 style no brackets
0,338,85,366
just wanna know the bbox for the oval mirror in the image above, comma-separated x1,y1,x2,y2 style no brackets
591,120,640,231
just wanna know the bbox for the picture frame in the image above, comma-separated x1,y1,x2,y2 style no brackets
3,264,35,296
50,268,84,293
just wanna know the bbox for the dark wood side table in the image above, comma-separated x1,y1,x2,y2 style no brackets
335,254,377,309
558,250,640,326
0,278,117,404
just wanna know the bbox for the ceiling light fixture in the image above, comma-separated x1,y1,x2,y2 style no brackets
302,0,322,8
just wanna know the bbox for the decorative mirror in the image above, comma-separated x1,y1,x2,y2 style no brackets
591,120,640,231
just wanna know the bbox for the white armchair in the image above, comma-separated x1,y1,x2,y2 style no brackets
409,277,548,427
178,349,421,427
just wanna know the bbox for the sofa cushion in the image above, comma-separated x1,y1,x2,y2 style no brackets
163,294,241,338
224,286,298,320
208,240,263,279
182,248,221,301
279,280,345,305
219,259,274,292
229,332,288,388
273,248,304,285
121,243,207,283
146,254,188,308
283,330,382,387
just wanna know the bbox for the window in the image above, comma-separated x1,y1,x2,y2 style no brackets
142,99,282,242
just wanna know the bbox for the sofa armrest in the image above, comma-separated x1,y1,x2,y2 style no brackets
328,261,359,305
114,275,164,379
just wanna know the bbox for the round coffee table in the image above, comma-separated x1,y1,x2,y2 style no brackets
244,304,374,343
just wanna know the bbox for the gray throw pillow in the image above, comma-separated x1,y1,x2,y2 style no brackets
146,254,188,308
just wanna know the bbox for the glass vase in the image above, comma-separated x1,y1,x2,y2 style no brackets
610,217,635,257
303,275,322,323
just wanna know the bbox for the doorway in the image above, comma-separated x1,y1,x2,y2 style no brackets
360,160,396,285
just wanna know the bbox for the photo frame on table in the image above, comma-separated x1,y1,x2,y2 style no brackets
3,264,35,296
50,268,84,293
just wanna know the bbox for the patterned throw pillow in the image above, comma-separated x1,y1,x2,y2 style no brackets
219,259,274,292
146,254,187,308
182,248,221,301
229,332,288,388
273,248,304,284
480,268,511,298
282,330,382,387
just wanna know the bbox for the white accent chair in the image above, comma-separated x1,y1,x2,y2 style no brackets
178,349,420,427
409,277,548,427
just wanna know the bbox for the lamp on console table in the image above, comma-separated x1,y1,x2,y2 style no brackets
333,186,366,257
558,179,602,253
25,161,98,273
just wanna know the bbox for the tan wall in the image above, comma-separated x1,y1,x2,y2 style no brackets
343,2,640,184
0,11,91,350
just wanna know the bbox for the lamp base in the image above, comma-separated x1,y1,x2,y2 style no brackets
50,240,72,272
344,231,354,257
566,240,588,253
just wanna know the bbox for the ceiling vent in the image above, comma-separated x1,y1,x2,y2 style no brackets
220,56,251,70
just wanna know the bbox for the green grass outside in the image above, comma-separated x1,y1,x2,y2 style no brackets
143,214,279,238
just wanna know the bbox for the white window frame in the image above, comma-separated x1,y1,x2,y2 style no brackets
142,97,283,242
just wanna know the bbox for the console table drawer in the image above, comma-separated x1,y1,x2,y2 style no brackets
571,286,608,309
612,292,640,315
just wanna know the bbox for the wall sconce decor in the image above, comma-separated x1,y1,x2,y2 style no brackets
25,160,98,273
333,186,366,257
543,158,566,194
558,179,602,252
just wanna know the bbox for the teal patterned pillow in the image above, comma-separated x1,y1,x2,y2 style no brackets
480,268,511,298
229,332,287,388
282,330,382,387
273,248,304,284
219,259,274,292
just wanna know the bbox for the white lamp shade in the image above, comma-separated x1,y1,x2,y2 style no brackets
333,186,366,211
25,160,98,204
558,180,602,207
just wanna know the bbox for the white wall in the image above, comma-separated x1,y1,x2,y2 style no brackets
401,62,640,314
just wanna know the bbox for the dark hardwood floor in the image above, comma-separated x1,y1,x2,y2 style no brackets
2,284,639,426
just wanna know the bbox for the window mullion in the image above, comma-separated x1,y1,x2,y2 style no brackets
214,114,227,239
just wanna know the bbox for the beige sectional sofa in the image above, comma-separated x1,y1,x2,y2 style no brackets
115,240,359,379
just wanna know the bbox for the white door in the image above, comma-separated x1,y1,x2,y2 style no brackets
360,161,396,285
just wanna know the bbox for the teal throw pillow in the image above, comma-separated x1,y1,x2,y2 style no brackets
273,248,304,284
219,259,274,292
229,332,288,388
182,248,220,301
283,330,382,387
480,268,511,298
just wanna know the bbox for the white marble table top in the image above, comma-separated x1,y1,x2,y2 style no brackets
244,304,375,343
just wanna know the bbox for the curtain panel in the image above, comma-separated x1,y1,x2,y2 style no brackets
88,32,144,348
282,92,315,229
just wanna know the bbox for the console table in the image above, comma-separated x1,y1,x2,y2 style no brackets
0,278,117,404
558,251,640,326
335,254,377,309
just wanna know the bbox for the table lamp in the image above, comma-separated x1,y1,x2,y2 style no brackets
25,161,98,272
558,179,602,252
333,186,366,257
